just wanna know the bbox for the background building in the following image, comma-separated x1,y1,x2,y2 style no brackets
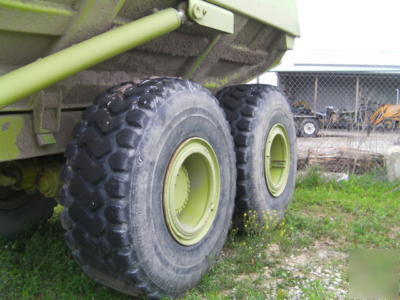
276,66,400,113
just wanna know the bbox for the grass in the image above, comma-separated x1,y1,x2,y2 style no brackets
0,169,399,299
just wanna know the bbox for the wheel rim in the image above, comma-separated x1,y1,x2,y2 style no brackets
303,122,316,135
163,137,221,246
383,119,394,129
264,124,291,197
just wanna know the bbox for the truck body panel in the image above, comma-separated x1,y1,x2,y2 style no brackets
0,0,299,161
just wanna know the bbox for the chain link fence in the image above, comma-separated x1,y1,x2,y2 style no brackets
255,72,400,174
279,72,400,130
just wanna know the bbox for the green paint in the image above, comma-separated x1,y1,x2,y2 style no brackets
0,173,17,186
37,161,62,198
163,138,221,246
111,0,126,19
264,123,291,197
285,35,296,50
188,0,234,33
0,0,73,16
0,116,23,161
68,0,99,37
203,82,220,89
185,34,222,79
113,17,129,26
0,158,63,198
47,0,128,60
36,133,56,145
203,76,233,89
206,0,300,37
0,8,182,109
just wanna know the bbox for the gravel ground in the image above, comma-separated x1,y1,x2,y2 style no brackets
298,129,400,155
262,240,348,299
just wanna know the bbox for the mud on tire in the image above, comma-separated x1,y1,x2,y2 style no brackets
61,78,236,298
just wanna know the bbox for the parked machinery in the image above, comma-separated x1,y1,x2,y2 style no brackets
370,104,400,131
322,106,354,130
340,102,400,132
291,101,321,137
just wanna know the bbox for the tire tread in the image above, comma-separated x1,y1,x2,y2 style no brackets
61,78,227,298
216,84,285,218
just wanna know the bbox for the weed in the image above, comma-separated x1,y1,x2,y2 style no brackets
0,171,398,298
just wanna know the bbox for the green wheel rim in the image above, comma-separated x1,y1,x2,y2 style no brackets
163,137,221,246
264,123,291,197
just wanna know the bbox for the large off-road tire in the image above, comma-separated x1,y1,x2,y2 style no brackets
217,84,297,226
0,188,56,239
61,78,236,298
300,118,320,137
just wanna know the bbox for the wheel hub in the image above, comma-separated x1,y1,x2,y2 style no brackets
163,137,221,246
174,166,191,215
304,122,316,135
264,124,291,197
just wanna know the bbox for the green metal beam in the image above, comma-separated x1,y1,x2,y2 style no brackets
0,8,182,108
0,9,72,35
188,0,234,34
0,0,74,16
49,0,127,52
206,0,300,37
184,34,222,79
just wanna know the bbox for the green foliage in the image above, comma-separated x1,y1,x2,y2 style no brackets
296,166,328,188
0,216,130,300
301,280,336,299
0,172,398,298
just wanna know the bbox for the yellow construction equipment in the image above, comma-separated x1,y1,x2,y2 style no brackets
370,104,400,130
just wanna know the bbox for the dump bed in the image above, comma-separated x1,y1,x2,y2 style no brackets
0,0,299,112
0,0,299,162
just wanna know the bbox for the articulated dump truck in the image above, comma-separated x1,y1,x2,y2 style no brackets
0,0,299,297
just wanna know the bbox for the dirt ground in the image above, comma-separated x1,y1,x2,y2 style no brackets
298,129,400,155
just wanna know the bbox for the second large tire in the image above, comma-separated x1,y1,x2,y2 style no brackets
61,78,236,298
217,84,297,226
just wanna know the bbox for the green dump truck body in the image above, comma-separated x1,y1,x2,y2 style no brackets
0,0,299,161
0,0,299,162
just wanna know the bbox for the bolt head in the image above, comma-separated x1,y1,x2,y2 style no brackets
192,4,204,19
